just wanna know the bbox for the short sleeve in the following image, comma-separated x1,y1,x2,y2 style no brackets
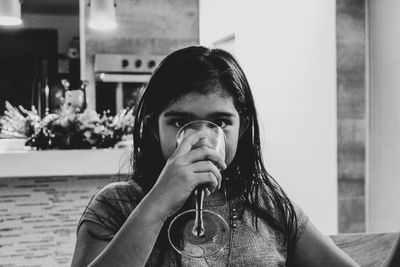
292,202,310,240
77,180,144,235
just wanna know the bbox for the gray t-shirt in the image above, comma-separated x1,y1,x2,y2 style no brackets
78,180,309,266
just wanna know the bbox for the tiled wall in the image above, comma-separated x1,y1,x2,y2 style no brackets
337,0,366,233
0,175,117,267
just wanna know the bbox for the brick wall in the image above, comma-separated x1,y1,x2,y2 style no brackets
0,175,116,266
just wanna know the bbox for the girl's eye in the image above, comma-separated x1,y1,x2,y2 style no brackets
171,119,188,129
213,119,230,129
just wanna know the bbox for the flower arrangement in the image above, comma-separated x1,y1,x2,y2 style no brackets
0,101,41,139
0,101,134,150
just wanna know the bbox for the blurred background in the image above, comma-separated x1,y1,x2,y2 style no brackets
0,0,399,266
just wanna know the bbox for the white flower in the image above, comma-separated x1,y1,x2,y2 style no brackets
79,110,100,124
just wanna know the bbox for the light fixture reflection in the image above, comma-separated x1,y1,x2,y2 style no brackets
0,0,22,26
89,0,117,31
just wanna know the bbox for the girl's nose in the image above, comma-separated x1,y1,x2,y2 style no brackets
193,123,210,131
192,136,210,150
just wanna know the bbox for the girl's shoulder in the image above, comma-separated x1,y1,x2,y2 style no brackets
290,201,310,239
77,179,145,235
255,182,310,239
96,179,145,201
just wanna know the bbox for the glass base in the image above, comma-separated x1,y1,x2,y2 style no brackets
168,209,229,258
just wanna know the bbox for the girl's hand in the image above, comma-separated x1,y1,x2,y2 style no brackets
147,130,227,221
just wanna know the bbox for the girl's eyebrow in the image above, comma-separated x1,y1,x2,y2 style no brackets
163,111,196,118
163,111,235,119
206,112,236,119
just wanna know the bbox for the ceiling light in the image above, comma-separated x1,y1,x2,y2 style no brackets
88,0,117,31
0,0,22,26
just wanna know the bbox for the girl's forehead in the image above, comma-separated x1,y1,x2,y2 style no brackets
173,91,231,107
162,91,238,116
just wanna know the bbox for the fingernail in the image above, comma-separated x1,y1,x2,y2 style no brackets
205,188,211,196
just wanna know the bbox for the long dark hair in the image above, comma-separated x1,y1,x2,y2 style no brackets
132,46,299,264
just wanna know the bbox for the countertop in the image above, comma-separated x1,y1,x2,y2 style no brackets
0,147,132,178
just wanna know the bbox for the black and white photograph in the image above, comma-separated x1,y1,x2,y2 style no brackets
0,0,400,266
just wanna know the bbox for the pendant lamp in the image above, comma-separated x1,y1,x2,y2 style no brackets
0,0,22,26
88,0,117,30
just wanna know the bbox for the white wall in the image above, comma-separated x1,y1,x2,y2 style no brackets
200,0,337,234
368,0,400,233
199,0,236,47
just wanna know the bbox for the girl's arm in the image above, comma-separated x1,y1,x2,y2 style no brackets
71,192,167,267
71,131,226,267
291,220,360,267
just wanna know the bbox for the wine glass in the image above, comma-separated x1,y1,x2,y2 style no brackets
167,120,230,258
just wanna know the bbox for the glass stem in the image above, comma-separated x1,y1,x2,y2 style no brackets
193,187,205,236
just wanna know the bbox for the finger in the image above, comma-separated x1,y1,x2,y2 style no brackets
184,146,226,171
173,130,209,157
191,161,222,189
192,172,219,193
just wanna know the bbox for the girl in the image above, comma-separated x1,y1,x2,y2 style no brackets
71,46,359,266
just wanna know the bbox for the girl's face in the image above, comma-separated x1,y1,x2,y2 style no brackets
158,90,241,167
